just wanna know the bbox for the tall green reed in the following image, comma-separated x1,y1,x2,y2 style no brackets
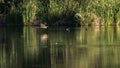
76,0,120,26
23,0,38,25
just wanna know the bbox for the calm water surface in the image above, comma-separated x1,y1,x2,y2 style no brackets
0,26,120,68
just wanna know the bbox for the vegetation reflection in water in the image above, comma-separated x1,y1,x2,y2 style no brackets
0,26,120,68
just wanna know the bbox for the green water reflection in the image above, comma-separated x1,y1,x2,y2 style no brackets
0,26,120,68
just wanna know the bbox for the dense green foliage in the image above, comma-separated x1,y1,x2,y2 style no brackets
0,0,120,26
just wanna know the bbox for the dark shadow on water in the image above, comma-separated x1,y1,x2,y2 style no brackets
0,27,6,44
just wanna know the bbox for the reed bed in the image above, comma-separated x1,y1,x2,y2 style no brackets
2,0,120,26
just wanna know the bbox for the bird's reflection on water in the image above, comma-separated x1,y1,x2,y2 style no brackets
0,26,120,68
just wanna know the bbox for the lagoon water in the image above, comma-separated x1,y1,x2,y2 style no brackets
0,26,120,68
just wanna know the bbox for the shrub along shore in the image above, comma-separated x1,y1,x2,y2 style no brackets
0,0,120,27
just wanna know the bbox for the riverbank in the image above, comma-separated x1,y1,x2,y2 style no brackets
0,0,120,27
